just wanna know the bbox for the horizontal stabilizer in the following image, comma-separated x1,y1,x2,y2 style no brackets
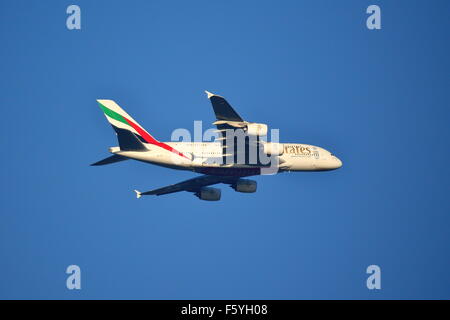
90,154,128,166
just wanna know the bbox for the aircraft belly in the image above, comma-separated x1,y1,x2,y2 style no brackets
117,150,192,168
194,166,261,177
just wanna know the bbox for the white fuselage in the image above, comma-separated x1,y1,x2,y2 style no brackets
112,142,342,176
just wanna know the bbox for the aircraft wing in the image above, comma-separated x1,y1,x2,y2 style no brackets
205,91,266,166
134,175,239,197
205,91,244,122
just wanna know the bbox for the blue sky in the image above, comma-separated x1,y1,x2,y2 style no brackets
0,0,449,299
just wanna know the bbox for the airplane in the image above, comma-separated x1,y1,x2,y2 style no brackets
92,91,342,201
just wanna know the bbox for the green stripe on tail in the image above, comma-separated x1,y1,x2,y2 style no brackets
98,102,128,126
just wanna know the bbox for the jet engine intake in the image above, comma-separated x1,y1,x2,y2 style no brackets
232,179,257,193
195,187,221,201
246,123,268,136
262,142,284,156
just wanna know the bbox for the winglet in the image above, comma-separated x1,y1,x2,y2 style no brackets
134,190,142,199
205,90,215,99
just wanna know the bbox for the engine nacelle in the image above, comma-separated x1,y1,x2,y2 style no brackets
232,179,257,193
196,187,221,201
247,123,268,136
262,142,284,156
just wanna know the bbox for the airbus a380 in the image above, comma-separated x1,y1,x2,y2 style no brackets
92,91,342,201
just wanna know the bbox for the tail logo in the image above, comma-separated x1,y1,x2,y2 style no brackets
98,100,190,160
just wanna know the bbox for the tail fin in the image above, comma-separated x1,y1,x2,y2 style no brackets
96,99,192,161
114,127,147,151
97,99,159,145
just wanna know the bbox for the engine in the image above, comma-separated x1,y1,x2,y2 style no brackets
262,142,284,156
246,123,268,136
195,187,221,201
232,179,257,193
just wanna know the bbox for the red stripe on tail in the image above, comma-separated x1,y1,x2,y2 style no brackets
122,117,190,160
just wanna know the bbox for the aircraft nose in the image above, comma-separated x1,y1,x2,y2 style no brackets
334,157,343,168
